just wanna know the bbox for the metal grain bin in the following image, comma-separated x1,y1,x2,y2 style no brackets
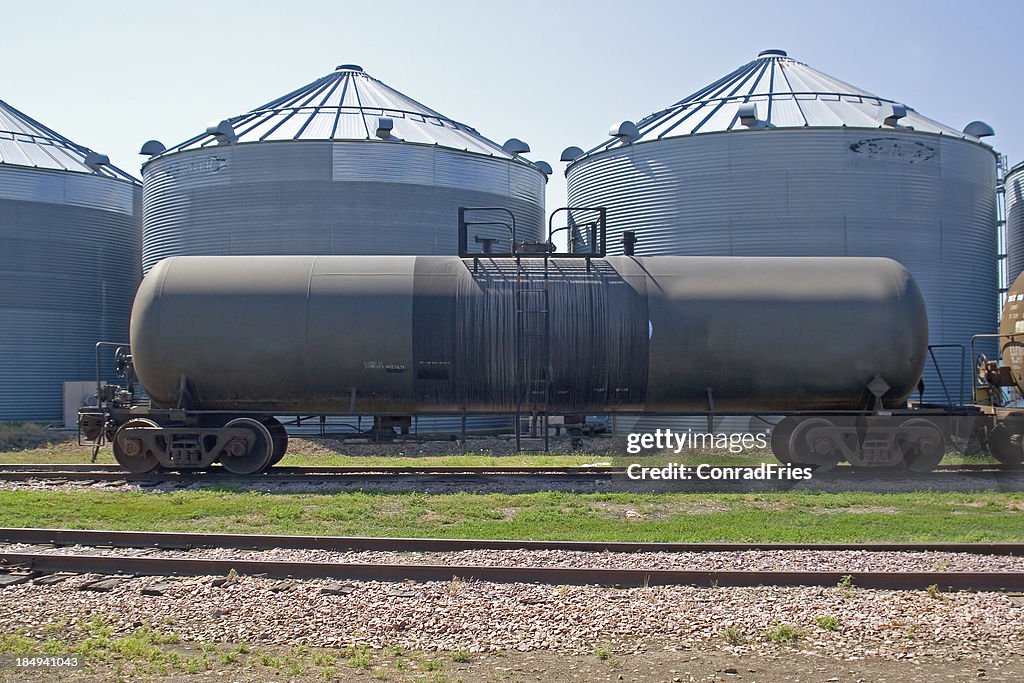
566,50,998,405
141,65,547,274
1006,161,1024,287
0,100,140,421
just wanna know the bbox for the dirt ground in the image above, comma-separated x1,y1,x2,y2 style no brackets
4,646,1021,683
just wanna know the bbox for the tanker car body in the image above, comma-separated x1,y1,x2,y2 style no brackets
79,246,973,475
131,254,926,415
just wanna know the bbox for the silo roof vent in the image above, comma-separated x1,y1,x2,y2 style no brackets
84,152,110,173
502,138,531,155
963,120,995,138
140,140,167,157
560,146,585,162
206,120,237,144
737,102,761,128
609,120,640,144
375,117,394,140
881,103,908,127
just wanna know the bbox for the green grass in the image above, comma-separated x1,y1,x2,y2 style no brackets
3,617,204,677
0,617,453,681
721,625,744,644
815,615,840,631
766,623,804,644
0,488,1019,542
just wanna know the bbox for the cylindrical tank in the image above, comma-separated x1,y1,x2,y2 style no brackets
141,65,547,274
132,255,927,414
0,100,140,421
997,270,1024,389
565,50,997,405
1006,161,1024,286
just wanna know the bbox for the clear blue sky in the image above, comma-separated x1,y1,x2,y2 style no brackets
2,0,1020,213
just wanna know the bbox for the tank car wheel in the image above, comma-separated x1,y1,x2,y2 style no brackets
769,417,798,465
897,418,946,472
220,418,274,475
261,417,289,467
787,418,842,473
986,424,1024,469
112,418,163,474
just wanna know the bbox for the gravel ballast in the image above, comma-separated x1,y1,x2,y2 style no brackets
1,572,1021,662
4,544,1024,573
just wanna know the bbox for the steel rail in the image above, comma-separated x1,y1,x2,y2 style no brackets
0,551,1020,591
0,464,616,475
0,463,1011,477
1,528,1022,556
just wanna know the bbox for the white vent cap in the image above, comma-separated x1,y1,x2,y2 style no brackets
963,120,995,138
560,146,585,162
140,140,167,157
502,138,531,155
376,117,394,140
84,152,110,172
206,120,237,144
881,104,908,127
738,103,759,127
609,120,639,144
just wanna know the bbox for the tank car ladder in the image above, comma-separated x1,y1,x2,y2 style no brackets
457,205,607,453
514,264,551,453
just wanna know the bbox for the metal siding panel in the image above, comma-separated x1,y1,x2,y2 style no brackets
0,177,140,421
332,142,434,185
143,142,544,269
0,166,135,214
567,128,997,403
1007,165,1024,285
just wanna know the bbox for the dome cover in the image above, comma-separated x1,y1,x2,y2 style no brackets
162,65,524,160
580,49,978,157
0,100,137,181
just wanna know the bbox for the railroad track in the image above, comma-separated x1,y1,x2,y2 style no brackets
1,528,1022,591
0,462,1013,483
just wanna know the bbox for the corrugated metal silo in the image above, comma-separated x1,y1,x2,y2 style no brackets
1006,161,1024,287
0,100,140,421
141,64,547,274
566,50,998,405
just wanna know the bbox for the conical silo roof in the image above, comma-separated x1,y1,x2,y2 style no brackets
163,64,523,160
0,100,137,182
580,49,977,157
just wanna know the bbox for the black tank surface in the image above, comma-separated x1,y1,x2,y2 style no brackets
130,255,927,415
